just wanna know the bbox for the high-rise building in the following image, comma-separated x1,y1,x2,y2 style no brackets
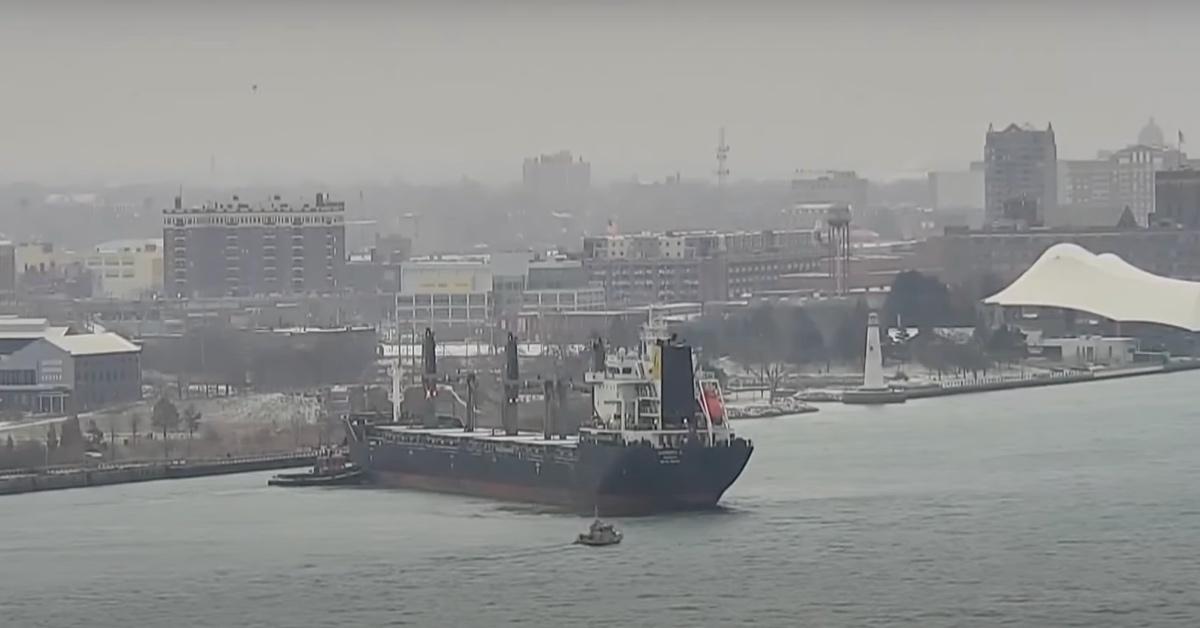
1058,159,1115,208
522,150,591,208
1153,169,1200,228
163,193,345,298
928,167,984,211
984,123,1057,227
790,170,868,211
0,240,15,301
1056,119,1190,228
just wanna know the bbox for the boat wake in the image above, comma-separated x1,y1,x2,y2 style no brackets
432,543,578,564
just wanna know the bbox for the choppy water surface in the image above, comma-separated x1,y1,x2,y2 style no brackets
5,372,1200,627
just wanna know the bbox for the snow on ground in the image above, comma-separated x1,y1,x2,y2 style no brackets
187,393,322,425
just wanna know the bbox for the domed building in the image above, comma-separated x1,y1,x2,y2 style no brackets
1138,117,1166,148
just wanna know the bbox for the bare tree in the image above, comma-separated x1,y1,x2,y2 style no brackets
151,397,179,459
182,405,202,458
128,412,143,447
728,305,794,402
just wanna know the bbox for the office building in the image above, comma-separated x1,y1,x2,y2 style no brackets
84,239,164,299
396,257,494,337
395,253,608,336
928,167,984,212
790,170,869,214
0,240,14,301
0,317,141,413
582,229,823,305
523,151,591,206
1058,159,1115,208
1111,145,1166,227
984,123,1057,227
163,193,346,298
1153,169,1200,228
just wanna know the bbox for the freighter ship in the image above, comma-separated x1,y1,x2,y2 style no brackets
348,324,753,515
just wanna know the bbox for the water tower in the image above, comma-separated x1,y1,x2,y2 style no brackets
824,204,852,295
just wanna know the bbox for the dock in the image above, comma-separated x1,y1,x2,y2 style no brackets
0,451,317,496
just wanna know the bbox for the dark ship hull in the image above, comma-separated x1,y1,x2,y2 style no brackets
352,427,754,516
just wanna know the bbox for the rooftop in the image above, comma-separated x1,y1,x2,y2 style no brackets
984,243,1200,331
45,333,140,356
95,238,162,254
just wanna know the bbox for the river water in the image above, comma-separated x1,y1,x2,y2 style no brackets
4,372,1200,627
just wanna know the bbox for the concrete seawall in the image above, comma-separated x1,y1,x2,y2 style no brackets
0,451,317,496
902,361,1200,400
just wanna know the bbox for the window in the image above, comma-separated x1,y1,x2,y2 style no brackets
0,369,36,386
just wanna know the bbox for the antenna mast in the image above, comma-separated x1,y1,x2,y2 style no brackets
715,127,730,189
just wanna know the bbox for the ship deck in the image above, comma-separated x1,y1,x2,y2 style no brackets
373,425,581,448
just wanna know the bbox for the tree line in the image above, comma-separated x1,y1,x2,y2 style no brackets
678,271,1025,399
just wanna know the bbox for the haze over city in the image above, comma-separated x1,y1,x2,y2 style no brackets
11,3,1200,627
3,0,1199,185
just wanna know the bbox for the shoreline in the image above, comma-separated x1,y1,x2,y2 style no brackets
791,360,1200,404
903,361,1200,400
0,451,316,497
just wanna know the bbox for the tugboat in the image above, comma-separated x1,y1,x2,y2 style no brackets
268,447,365,487
576,512,623,547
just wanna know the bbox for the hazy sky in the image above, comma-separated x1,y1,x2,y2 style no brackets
1,1,1198,185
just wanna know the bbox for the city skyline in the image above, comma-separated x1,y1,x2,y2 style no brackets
2,1,1200,186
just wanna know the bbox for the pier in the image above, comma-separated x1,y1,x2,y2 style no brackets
0,451,317,496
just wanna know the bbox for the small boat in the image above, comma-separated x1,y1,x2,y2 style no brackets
268,448,366,487
575,515,622,547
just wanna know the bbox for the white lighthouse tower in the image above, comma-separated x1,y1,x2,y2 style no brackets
863,312,885,390
843,311,907,404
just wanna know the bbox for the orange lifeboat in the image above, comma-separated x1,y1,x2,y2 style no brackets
702,386,725,425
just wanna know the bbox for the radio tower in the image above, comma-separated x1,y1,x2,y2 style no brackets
715,127,730,188
716,127,730,212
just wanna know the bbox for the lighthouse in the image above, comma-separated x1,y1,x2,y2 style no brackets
843,311,907,404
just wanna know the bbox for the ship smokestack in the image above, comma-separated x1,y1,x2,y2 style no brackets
502,332,520,436
555,379,568,439
543,379,555,440
464,372,477,433
421,328,438,428
422,328,437,376
591,336,605,372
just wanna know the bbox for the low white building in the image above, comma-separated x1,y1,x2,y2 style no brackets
1038,335,1138,367
86,239,164,299
396,257,494,336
